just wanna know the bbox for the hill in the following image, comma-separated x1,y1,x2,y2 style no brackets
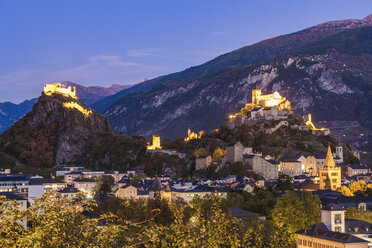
92,15,372,113
0,82,132,135
103,25,372,153
0,90,112,167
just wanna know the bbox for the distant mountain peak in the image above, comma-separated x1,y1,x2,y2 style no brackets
364,13,372,20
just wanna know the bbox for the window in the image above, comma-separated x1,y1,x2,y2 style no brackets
335,226,341,232
332,179,337,183
335,214,341,224
298,239,302,245
331,173,338,176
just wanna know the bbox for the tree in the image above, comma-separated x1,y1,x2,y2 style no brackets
346,207,372,223
212,147,226,162
0,192,127,247
194,147,208,157
338,185,353,196
271,191,321,235
324,175,331,190
274,174,294,192
349,180,367,194
95,175,115,195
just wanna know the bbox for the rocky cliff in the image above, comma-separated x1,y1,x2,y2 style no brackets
93,14,372,114
0,91,112,167
104,26,372,142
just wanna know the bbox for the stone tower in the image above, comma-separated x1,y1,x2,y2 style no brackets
335,146,343,162
319,145,341,190
252,87,262,104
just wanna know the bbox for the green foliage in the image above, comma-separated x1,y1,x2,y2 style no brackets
0,121,57,168
194,147,208,157
223,189,276,216
271,191,321,235
0,191,301,247
346,207,372,223
0,192,127,247
77,133,147,171
274,174,294,192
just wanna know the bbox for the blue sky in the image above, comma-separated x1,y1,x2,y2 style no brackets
1,0,372,103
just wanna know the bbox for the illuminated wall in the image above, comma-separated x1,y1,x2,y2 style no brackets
44,83,77,99
184,129,205,141
305,114,327,131
147,135,162,150
63,102,92,117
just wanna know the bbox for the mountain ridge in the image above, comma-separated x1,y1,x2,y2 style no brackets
93,14,372,113
103,26,372,145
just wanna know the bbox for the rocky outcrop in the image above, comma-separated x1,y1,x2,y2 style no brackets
0,92,112,166
104,26,372,139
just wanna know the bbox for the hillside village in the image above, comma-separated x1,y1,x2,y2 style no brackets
1,84,371,247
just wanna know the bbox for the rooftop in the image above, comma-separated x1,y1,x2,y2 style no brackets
297,223,367,243
0,192,26,201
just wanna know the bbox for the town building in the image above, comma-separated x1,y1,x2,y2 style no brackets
0,175,30,198
56,166,88,176
58,186,80,198
278,155,304,177
319,145,341,190
246,155,278,180
347,164,372,177
226,141,244,164
29,178,67,193
171,186,228,203
195,155,212,170
305,153,326,176
114,185,138,199
71,178,97,198
296,203,369,248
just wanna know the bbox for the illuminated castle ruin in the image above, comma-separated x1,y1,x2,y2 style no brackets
247,87,291,111
147,135,162,150
43,83,92,117
44,82,77,99
304,114,330,135
63,102,92,117
184,129,205,142
228,88,292,126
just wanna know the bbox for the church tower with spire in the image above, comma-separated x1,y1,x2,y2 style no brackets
319,144,341,190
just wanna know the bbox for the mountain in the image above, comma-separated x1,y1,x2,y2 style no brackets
0,99,38,134
104,26,372,142
0,82,132,135
0,90,112,167
63,81,133,105
93,15,372,113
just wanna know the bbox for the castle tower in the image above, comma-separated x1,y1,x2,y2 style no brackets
321,203,345,233
252,87,261,104
147,135,162,150
335,146,343,162
319,145,341,190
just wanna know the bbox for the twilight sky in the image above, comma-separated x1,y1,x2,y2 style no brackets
1,0,372,103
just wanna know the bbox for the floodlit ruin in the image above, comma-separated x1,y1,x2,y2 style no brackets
184,129,205,141
44,82,77,99
44,83,92,117
147,135,162,150
63,102,92,117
